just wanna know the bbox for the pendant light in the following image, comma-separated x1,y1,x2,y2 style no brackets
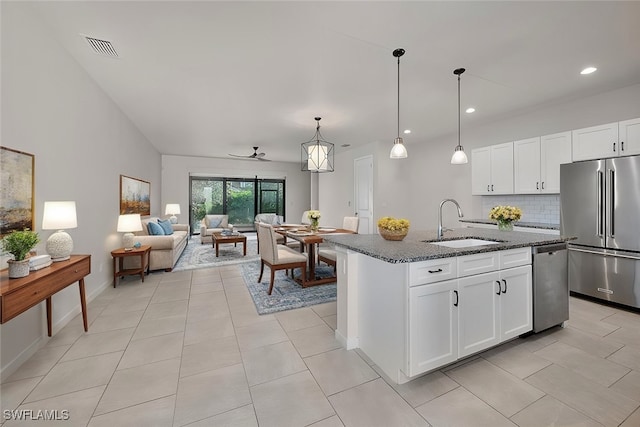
390,48,408,159
301,117,335,172
451,67,468,164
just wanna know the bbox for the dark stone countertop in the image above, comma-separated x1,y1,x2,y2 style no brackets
323,228,573,264
459,219,560,230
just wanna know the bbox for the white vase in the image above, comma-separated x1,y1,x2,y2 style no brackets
7,259,30,278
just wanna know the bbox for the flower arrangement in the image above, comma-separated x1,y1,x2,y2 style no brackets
307,210,321,231
377,216,410,241
489,205,523,231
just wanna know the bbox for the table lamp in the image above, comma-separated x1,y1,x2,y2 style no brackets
165,204,181,224
42,201,78,262
117,214,142,250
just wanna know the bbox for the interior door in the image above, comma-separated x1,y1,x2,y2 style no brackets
354,155,373,234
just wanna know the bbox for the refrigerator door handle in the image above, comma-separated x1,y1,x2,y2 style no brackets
568,246,640,261
597,170,604,237
609,169,615,238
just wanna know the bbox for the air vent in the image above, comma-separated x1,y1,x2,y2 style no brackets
82,35,118,58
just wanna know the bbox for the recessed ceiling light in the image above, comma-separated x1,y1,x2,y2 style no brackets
403,129,411,134
465,107,476,114
580,66,597,75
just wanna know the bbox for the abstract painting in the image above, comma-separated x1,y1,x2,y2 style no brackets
120,175,150,215
1,146,35,237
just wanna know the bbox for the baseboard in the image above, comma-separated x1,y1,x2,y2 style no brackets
335,330,358,350
0,334,44,382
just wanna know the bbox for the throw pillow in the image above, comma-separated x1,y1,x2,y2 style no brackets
147,221,165,236
157,219,174,235
206,215,222,228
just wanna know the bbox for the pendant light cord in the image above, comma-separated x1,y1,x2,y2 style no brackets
457,72,461,147
397,54,400,139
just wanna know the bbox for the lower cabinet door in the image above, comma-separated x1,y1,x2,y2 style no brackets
499,265,533,340
408,280,458,377
458,271,500,357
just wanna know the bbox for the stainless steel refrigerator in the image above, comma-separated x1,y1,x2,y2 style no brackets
560,155,640,309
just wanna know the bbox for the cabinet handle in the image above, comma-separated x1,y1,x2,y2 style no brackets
487,184,490,192
428,268,443,273
502,279,507,294
453,290,458,307
495,281,501,295
621,141,624,151
613,142,616,152
536,182,539,190
541,181,545,190
491,184,494,192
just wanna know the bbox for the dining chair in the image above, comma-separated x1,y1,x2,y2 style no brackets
257,223,307,294
301,210,312,225
318,216,359,270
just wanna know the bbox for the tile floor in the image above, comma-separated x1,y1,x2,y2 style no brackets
2,265,640,427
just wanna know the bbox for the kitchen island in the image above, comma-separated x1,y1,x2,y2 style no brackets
323,228,572,384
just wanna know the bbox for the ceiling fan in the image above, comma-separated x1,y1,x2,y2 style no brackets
228,146,270,161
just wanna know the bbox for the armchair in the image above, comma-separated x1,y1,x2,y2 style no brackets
199,214,233,244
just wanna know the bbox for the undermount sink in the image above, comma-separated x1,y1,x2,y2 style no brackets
429,238,501,248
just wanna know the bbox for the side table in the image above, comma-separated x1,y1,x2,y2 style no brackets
111,245,151,287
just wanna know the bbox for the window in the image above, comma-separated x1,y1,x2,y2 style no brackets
189,176,285,233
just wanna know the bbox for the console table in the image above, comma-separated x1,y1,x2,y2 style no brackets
0,255,91,337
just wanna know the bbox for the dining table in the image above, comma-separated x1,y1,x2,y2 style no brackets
275,226,356,287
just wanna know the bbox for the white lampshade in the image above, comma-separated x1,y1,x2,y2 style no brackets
165,204,181,215
390,137,408,159
117,214,142,249
42,201,77,262
165,204,181,224
307,144,329,171
451,147,469,164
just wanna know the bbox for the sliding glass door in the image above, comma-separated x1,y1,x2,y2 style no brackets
190,176,285,233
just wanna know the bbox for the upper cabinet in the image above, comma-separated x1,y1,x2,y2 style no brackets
514,132,571,194
572,122,618,161
472,142,514,195
619,118,640,156
572,118,640,161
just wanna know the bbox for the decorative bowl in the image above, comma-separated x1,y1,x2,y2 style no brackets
379,228,408,241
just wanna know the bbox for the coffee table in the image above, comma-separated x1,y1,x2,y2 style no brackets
212,232,247,257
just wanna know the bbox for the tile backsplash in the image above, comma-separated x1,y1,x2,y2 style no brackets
481,195,559,224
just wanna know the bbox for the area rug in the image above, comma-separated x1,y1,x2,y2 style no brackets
173,236,259,271
240,261,337,315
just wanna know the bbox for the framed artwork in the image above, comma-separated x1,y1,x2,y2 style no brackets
119,175,150,215
1,146,35,237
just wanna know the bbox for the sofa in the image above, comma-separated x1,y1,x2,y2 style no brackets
199,214,233,244
124,216,190,272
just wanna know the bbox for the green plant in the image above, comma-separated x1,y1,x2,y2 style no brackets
1,229,40,261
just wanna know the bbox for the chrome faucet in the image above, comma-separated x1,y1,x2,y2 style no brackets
438,199,464,240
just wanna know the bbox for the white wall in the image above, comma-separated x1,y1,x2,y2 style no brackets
320,83,640,233
1,3,161,379
161,155,311,228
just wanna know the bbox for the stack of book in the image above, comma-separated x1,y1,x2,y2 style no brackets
29,254,52,271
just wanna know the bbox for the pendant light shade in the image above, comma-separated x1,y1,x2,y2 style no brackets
301,117,334,172
451,67,469,165
390,48,407,159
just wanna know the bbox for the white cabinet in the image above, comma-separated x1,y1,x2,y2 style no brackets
572,118,640,161
619,117,640,156
458,271,500,357
407,280,458,376
514,133,571,194
472,142,514,195
499,265,532,340
406,248,532,378
540,131,572,193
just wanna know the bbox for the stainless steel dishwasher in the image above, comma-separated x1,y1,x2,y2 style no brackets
532,243,569,333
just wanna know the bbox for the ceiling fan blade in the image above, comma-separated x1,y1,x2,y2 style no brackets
229,153,251,158
256,152,266,158
257,157,271,161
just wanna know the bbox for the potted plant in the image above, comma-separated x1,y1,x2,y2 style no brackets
377,216,410,241
1,229,40,278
